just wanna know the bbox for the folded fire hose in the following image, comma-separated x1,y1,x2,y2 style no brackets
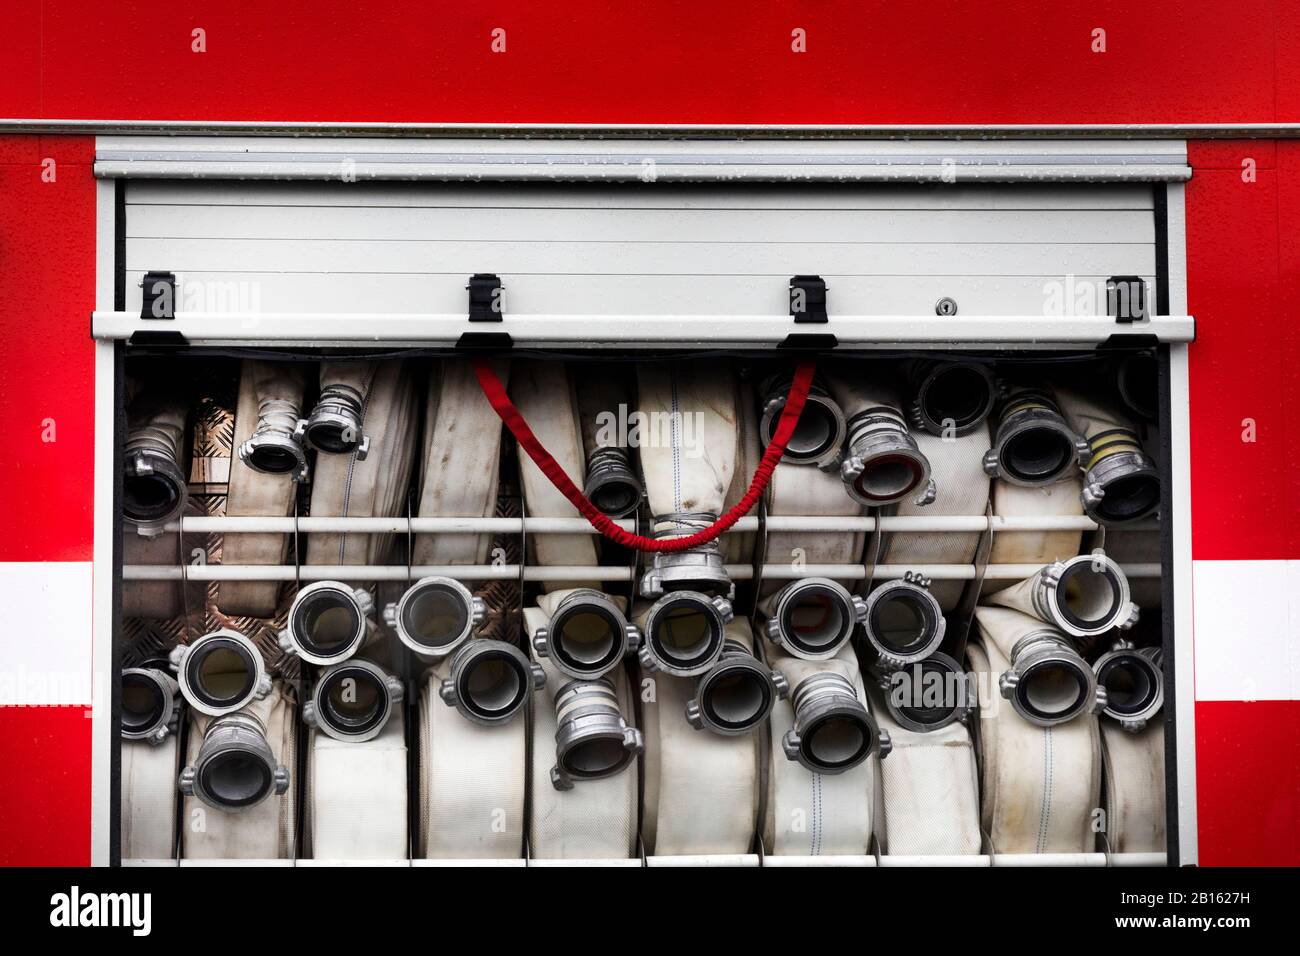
760,460,865,604
984,475,1086,595
867,680,981,856
762,642,880,856
512,360,600,589
1100,720,1166,853
824,366,935,508
722,378,763,566
221,360,309,617
968,635,1103,854
179,679,297,859
308,360,419,566
640,617,763,857
121,664,182,859
882,426,992,612
524,605,640,860
306,711,407,860
575,363,645,520
1055,385,1161,526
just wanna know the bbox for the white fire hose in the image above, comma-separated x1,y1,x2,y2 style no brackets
120,664,181,859
640,617,762,857
524,606,639,860
512,360,600,589
180,681,297,859
1056,385,1161,526
124,380,189,539
576,363,645,519
763,643,879,856
1101,721,1166,853
983,384,1089,487
221,360,308,617
975,606,1107,727
122,531,185,619
986,553,1140,639
307,360,419,567
968,637,1102,854
413,359,508,566
824,367,934,508
984,475,1086,596
881,427,991,611
306,710,407,860
636,361,738,599
866,680,981,856
721,378,762,566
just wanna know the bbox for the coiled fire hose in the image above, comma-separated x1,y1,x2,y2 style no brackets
180,681,297,859
308,360,419,566
763,643,878,856
968,635,1102,854
221,360,309,617
512,360,600,589
866,680,981,856
1100,721,1166,852
120,664,181,859
472,359,814,554
524,605,639,860
640,616,763,857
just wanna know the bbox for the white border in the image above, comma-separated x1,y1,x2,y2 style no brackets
91,172,116,866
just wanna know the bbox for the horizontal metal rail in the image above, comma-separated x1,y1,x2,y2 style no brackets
93,310,1196,347
123,562,1162,582
160,514,1155,534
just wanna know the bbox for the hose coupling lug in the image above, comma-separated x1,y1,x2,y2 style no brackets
301,700,318,727
878,729,893,759
772,668,791,700
531,627,551,659
914,478,937,507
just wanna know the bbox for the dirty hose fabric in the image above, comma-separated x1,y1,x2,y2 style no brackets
121,735,181,860
1101,720,1166,853
967,638,1101,854
221,360,308,616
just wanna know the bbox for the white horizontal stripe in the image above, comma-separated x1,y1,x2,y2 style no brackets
1193,559,1300,702
0,562,93,705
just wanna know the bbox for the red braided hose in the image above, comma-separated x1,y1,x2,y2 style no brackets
472,359,817,553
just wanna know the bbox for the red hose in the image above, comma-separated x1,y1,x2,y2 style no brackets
472,359,817,553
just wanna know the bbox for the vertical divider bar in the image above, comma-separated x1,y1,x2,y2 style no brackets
1157,344,1179,867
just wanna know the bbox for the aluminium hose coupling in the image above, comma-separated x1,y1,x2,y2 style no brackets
782,670,890,774
1027,554,1140,638
383,576,486,661
1092,640,1164,733
170,629,272,717
301,382,370,459
304,658,404,742
904,359,998,437
1079,428,1161,525
531,589,640,680
862,572,947,670
640,513,733,598
638,590,734,677
278,581,374,666
765,577,867,661
998,629,1107,727
758,372,846,469
238,397,309,481
879,652,974,734
983,387,1089,486
550,677,644,791
439,639,545,725
583,446,644,519
179,711,289,812
121,666,181,744
839,405,936,507
685,637,789,735
124,418,188,537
